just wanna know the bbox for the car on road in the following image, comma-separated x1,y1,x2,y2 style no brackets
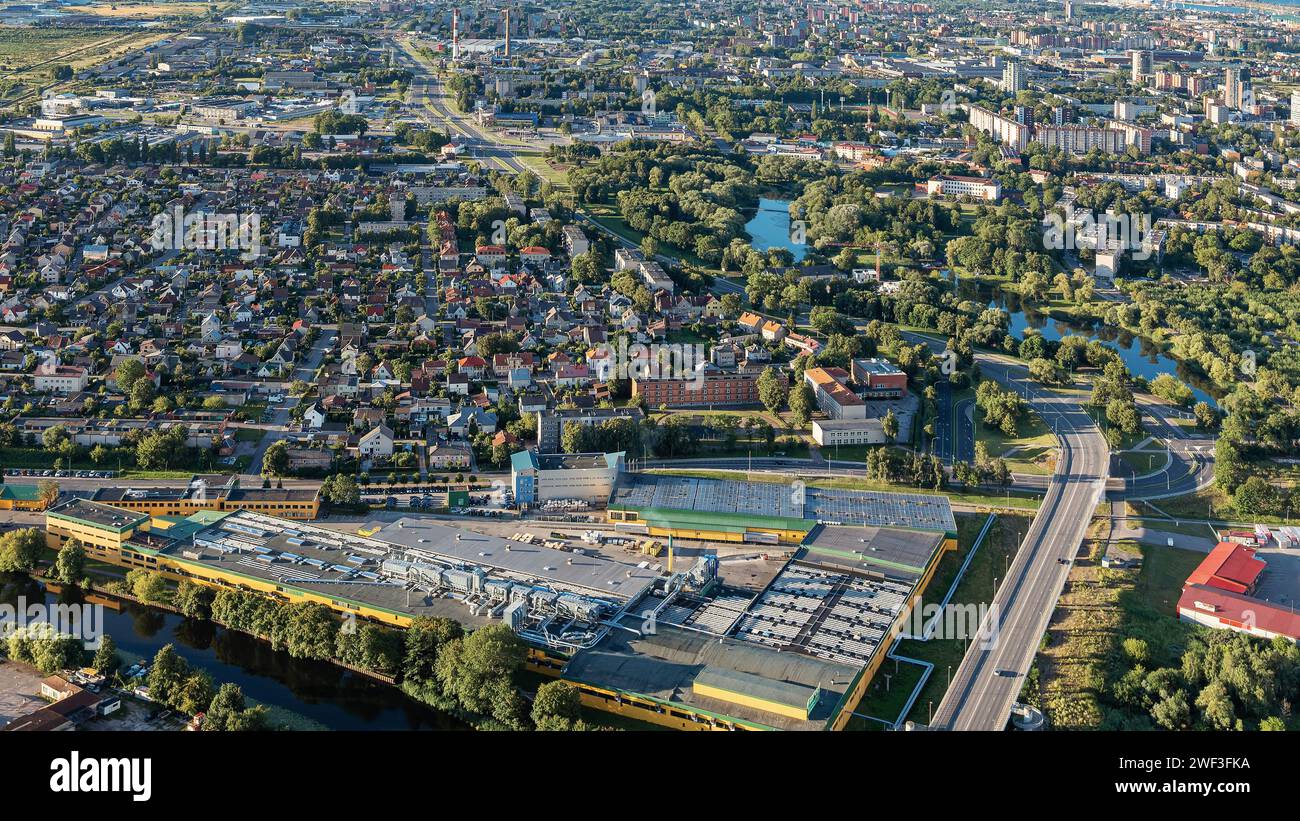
995,669,1019,678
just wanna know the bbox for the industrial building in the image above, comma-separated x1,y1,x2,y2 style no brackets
44,484,953,730
0,483,50,511
607,473,957,552
510,450,624,506
565,523,951,730
1177,542,1300,643
44,501,660,635
87,474,321,520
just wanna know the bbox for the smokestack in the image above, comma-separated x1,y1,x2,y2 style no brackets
452,8,459,61
504,8,511,59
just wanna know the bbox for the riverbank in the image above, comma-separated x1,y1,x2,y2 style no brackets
1,572,467,730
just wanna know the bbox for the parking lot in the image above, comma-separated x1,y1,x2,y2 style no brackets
1253,548,1300,610
4,468,118,480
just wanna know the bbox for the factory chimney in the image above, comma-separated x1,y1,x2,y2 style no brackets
452,8,460,61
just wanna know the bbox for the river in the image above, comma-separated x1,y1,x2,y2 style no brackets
0,574,465,730
958,282,1221,407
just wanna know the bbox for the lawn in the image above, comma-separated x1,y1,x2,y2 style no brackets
77,2,214,18
973,406,1057,475
1116,438,1168,477
1122,517,1218,540
1142,484,1296,527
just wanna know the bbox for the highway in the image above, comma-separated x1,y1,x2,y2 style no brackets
930,351,1110,731
395,38,530,175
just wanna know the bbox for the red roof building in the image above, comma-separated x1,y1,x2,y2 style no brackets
1176,541,1298,643
1178,585,1300,643
1185,542,1267,595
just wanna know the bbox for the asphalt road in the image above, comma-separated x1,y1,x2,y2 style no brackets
930,352,1110,731
243,330,337,479
397,39,529,175
934,381,974,464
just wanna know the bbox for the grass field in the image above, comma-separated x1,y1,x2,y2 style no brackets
974,405,1058,475
0,28,108,68
77,3,215,18
1116,437,1168,477
1033,511,1204,730
1142,484,1296,527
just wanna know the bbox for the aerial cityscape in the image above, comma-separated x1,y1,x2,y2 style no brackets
0,0,1297,752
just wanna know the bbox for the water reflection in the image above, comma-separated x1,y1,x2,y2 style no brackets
959,281,1220,407
745,197,807,262
0,574,465,730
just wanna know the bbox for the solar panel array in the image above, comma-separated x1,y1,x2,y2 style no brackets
615,475,802,519
685,594,752,634
807,487,956,533
732,564,915,666
614,475,955,533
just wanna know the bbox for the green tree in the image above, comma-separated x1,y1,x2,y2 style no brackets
435,624,528,728
403,616,463,684
756,367,785,414
881,409,899,444
262,440,291,478
176,671,215,715
127,569,171,604
92,635,121,676
173,580,215,620
115,358,147,393
531,680,585,730
1233,476,1281,517
53,538,86,584
787,383,815,428
146,644,190,707
0,528,44,572
204,683,269,731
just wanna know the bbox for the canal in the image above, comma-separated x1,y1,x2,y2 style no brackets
0,573,466,730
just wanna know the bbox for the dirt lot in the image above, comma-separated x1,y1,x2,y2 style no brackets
0,659,47,729
80,697,184,731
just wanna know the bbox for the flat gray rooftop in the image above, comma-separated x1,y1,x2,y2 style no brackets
802,525,945,577
48,498,148,530
374,517,659,601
